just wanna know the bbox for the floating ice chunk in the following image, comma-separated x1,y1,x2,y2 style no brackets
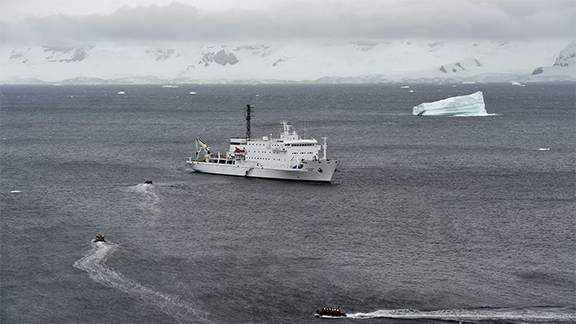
400,85,410,89
189,91,197,95
10,190,22,193
537,147,550,151
161,85,179,88
409,89,415,93
511,81,526,86
116,91,126,95
413,91,491,117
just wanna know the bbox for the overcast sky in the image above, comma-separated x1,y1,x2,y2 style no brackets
0,0,574,44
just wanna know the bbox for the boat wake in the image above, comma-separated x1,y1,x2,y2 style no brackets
347,307,576,322
74,242,209,323
128,183,161,222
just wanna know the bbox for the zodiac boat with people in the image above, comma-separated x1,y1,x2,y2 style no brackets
186,105,337,182
314,306,347,318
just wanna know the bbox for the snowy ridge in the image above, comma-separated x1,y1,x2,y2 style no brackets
1,40,573,84
553,41,576,67
530,41,576,81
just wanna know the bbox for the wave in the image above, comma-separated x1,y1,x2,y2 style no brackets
74,242,209,323
347,307,576,322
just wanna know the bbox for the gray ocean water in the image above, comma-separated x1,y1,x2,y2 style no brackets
0,84,574,324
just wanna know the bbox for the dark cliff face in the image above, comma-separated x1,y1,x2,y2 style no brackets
532,67,544,75
438,58,482,74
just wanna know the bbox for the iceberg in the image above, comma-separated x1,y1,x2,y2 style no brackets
413,91,490,117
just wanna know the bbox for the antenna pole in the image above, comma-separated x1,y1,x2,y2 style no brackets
323,137,327,160
246,104,252,141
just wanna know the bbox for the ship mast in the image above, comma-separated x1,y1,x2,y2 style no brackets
245,104,253,141
323,137,327,160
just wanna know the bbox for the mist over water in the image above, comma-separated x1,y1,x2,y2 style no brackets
1,84,574,323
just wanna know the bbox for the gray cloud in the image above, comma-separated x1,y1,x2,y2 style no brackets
1,0,574,44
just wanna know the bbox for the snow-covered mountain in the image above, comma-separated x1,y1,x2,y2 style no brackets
0,40,573,84
529,41,576,82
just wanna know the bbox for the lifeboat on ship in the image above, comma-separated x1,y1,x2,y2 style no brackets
314,306,347,318
233,146,246,156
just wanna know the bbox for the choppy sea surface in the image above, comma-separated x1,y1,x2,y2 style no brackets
1,84,574,324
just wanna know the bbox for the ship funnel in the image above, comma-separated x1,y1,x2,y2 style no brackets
245,104,253,140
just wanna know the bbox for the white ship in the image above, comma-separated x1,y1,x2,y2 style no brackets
187,105,338,182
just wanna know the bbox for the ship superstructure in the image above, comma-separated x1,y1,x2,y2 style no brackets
187,105,337,182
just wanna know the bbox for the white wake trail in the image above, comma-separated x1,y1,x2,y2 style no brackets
128,183,162,222
74,242,209,323
347,307,576,322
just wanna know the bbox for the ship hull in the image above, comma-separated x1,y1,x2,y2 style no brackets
188,160,337,182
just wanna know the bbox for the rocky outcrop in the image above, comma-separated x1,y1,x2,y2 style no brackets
199,49,239,66
439,58,482,74
531,67,544,75
272,58,286,67
43,46,90,62
552,41,576,67
9,49,30,63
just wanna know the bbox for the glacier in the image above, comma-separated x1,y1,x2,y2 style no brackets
413,91,491,117
0,40,572,84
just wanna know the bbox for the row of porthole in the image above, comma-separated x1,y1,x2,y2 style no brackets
248,157,282,161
